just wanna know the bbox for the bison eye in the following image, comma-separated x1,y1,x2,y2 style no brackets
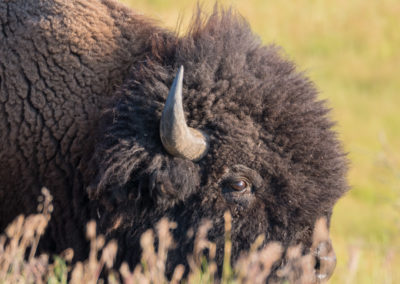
230,180,249,191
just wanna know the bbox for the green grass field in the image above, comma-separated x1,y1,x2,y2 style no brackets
121,0,400,282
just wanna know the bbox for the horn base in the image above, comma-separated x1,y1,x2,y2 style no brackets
160,127,208,162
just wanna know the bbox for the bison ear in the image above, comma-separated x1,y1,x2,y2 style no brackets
159,66,209,161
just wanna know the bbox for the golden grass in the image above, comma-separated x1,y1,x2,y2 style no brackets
1,189,336,283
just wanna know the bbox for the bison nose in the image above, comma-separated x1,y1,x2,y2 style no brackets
314,239,337,281
310,217,337,282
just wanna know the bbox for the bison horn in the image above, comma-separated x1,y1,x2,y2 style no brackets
160,66,208,161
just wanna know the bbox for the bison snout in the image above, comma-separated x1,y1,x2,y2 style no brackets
314,239,337,281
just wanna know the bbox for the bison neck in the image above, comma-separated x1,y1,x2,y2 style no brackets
0,0,171,256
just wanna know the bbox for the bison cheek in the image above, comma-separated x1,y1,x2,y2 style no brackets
222,190,255,208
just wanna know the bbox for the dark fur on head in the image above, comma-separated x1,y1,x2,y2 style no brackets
86,7,347,276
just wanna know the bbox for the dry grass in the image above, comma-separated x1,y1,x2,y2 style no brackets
0,188,53,283
0,189,336,284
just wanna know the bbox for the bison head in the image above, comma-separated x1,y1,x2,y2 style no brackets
86,9,347,281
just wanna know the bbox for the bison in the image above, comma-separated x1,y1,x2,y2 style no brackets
0,0,348,281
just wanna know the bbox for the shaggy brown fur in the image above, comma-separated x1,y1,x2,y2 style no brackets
0,0,171,255
0,0,348,281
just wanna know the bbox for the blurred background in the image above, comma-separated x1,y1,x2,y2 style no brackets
121,0,400,283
